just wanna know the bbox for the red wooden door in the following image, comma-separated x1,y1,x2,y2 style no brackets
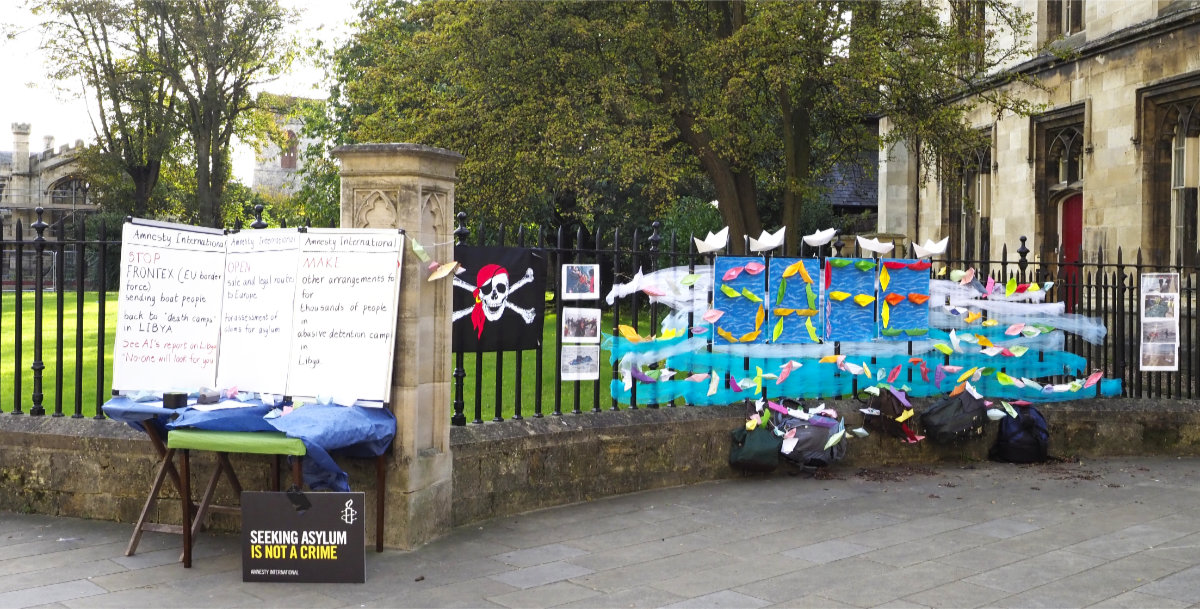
1061,194,1083,312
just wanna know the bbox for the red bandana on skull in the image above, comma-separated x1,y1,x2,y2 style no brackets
472,264,508,338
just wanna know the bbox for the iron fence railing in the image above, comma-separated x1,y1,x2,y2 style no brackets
0,207,1193,421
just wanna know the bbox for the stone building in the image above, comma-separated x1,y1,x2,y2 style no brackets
878,1,1200,267
252,95,320,198
0,123,92,240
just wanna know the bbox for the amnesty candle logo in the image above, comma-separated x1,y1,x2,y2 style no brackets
340,499,357,525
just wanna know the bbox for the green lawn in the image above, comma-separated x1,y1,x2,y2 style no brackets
0,292,119,417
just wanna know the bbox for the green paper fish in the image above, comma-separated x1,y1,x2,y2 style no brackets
720,284,740,298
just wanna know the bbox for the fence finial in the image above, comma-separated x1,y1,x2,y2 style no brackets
648,221,662,252
1017,236,1029,274
454,211,469,245
31,207,47,242
833,231,844,257
251,204,267,229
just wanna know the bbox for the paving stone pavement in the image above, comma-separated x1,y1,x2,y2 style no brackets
4,456,1200,608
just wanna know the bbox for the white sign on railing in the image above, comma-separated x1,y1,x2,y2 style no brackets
1139,272,1179,372
113,221,404,401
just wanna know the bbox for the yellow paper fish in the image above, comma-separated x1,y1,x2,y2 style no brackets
818,354,838,363
879,265,891,291
773,308,796,316
618,325,644,343
937,266,947,277
854,294,875,307
739,328,761,342
783,260,814,284
806,317,819,343
882,302,890,328
895,409,914,423
933,343,953,355
829,291,851,301
957,367,978,384
755,305,765,330
976,334,994,348
661,328,678,339
982,319,999,327
965,311,982,323
796,308,818,316
717,326,736,343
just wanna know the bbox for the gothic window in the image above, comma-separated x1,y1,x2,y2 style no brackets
48,177,88,207
1047,0,1084,39
1167,100,1200,266
1047,126,1084,189
281,130,298,170
941,138,992,261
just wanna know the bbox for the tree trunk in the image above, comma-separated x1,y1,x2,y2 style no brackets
780,86,813,252
195,132,214,227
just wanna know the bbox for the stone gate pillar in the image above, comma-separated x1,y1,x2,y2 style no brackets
332,143,464,549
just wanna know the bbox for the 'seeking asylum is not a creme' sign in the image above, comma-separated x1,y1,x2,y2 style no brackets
241,491,365,583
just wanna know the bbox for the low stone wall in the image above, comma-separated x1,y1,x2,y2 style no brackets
448,398,1200,526
2,399,1199,536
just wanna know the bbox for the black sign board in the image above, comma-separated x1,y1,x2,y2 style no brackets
242,491,365,583
452,246,547,352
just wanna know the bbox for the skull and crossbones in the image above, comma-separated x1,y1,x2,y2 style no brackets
453,264,538,338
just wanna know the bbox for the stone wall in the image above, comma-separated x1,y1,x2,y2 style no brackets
4,399,1200,539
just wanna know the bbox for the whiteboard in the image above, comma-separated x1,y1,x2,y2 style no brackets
285,229,404,401
112,223,226,392
215,229,301,394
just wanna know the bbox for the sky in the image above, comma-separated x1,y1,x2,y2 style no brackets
0,0,360,182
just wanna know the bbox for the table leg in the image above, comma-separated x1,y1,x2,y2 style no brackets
126,447,176,556
180,448,192,568
376,454,385,553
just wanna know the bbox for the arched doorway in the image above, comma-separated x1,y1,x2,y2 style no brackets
1059,193,1083,312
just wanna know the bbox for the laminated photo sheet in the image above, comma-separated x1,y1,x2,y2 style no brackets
1140,272,1179,372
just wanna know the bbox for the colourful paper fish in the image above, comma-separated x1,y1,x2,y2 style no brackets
742,288,762,302
805,283,817,310
805,317,819,343
618,325,644,343
884,293,905,306
855,260,877,272
830,258,853,268
723,266,744,281
772,318,784,342
755,305,765,330
720,284,740,298
744,261,765,275
908,260,931,271
882,302,890,328
853,294,875,307
879,265,891,291
739,328,761,342
829,291,851,301
907,293,930,305
716,326,736,343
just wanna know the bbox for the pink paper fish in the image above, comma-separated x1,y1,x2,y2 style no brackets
703,309,725,323
1084,370,1104,388
723,266,745,281
985,276,995,296
887,364,902,384
744,261,766,275
1005,323,1025,336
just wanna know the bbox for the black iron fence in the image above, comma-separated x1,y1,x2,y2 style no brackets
0,208,1192,420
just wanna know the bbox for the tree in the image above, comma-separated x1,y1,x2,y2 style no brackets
33,0,179,217
147,0,294,227
331,0,1043,250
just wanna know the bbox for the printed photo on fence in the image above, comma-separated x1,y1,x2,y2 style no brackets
562,264,600,300
1140,272,1180,372
561,307,602,344
560,345,600,381
1142,273,1179,295
1141,342,1178,371
1143,294,1177,319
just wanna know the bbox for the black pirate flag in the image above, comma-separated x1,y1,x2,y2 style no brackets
452,246,547,352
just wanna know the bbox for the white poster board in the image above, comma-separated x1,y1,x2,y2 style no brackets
113,221,405,402
1140,272,1180,372
112,223,226,392
216,229,301,394
286,229,404,402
